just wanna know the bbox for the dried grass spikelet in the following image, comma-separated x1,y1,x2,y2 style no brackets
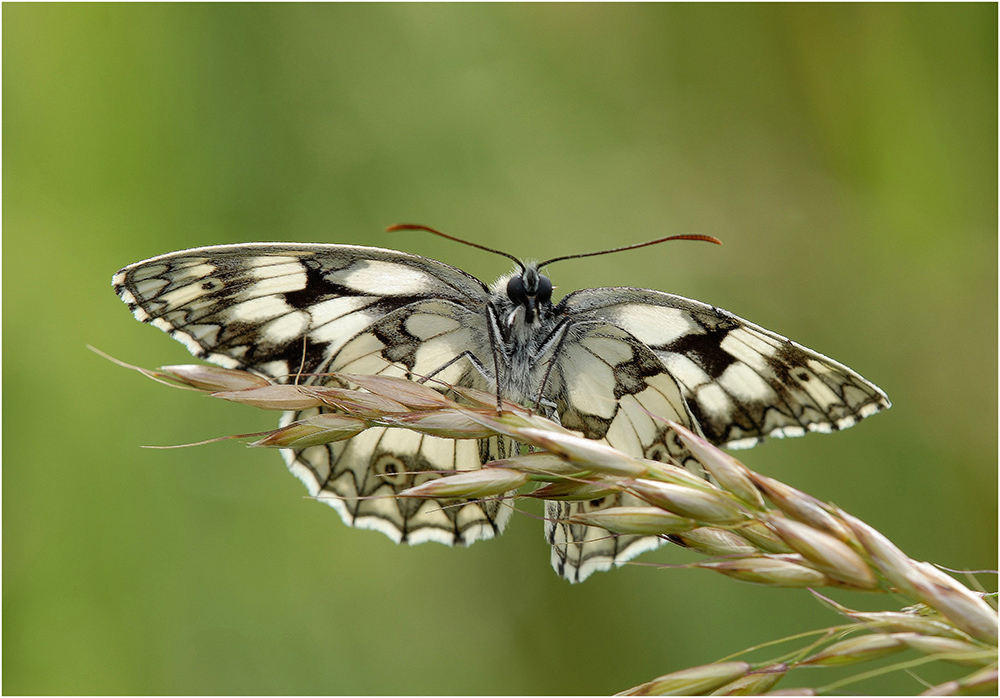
107,354,997,696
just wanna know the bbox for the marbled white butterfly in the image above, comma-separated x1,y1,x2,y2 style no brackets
113,228,889,582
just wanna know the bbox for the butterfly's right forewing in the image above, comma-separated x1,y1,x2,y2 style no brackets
562,288,890,449
542,285,889,582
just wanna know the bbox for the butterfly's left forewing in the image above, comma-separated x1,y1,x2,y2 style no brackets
114,243,516,547
113,243,494,381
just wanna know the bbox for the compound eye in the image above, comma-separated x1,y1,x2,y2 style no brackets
506,275,526,304
537,275,553,304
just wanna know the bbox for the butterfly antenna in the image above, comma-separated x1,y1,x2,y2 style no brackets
387,223,525,271
539,234,722,268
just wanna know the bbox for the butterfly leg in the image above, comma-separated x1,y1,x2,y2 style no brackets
419,349,493,390
485,304,506,412
530,322,572,414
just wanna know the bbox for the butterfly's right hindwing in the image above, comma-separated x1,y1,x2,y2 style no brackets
539,321,701,582
540,285,888,582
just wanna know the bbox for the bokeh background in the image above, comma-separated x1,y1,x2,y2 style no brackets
4,4,996,695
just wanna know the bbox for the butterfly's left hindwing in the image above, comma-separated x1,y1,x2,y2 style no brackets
283,409,515,546
113,243,515,548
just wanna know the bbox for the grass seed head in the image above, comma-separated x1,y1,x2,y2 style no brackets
800,633,908,666
667,421,763,507
905,563,999,645
676,527,758,557
643,458,717,488
842,610,973,639
921,666,999,696
696,557,830,587
250,414,368,448
333,372,453,408
380,409,499,439
306,386,411,415
749,472,853,542
489,452,591,479
529,479,619,501
895,633,996,667
160,364,270,391
397,467,529,499
515,428,648,477
734,520,793,554
955,665,999,693
766,515,877,589
838,510,920,594
629,479,745,525
212,385,324,410
711,663,787,695
566,507,697,535
619,661,751,696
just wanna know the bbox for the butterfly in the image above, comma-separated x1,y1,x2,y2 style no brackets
113,226,890,582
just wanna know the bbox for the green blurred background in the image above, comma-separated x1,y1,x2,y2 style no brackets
4,4,996,695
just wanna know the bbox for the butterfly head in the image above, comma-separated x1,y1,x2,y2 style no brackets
505,264,553,325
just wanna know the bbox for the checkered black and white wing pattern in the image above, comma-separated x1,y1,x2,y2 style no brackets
113,243,514,547
538,288,890,582
538,321,702,583
563,288,891,450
